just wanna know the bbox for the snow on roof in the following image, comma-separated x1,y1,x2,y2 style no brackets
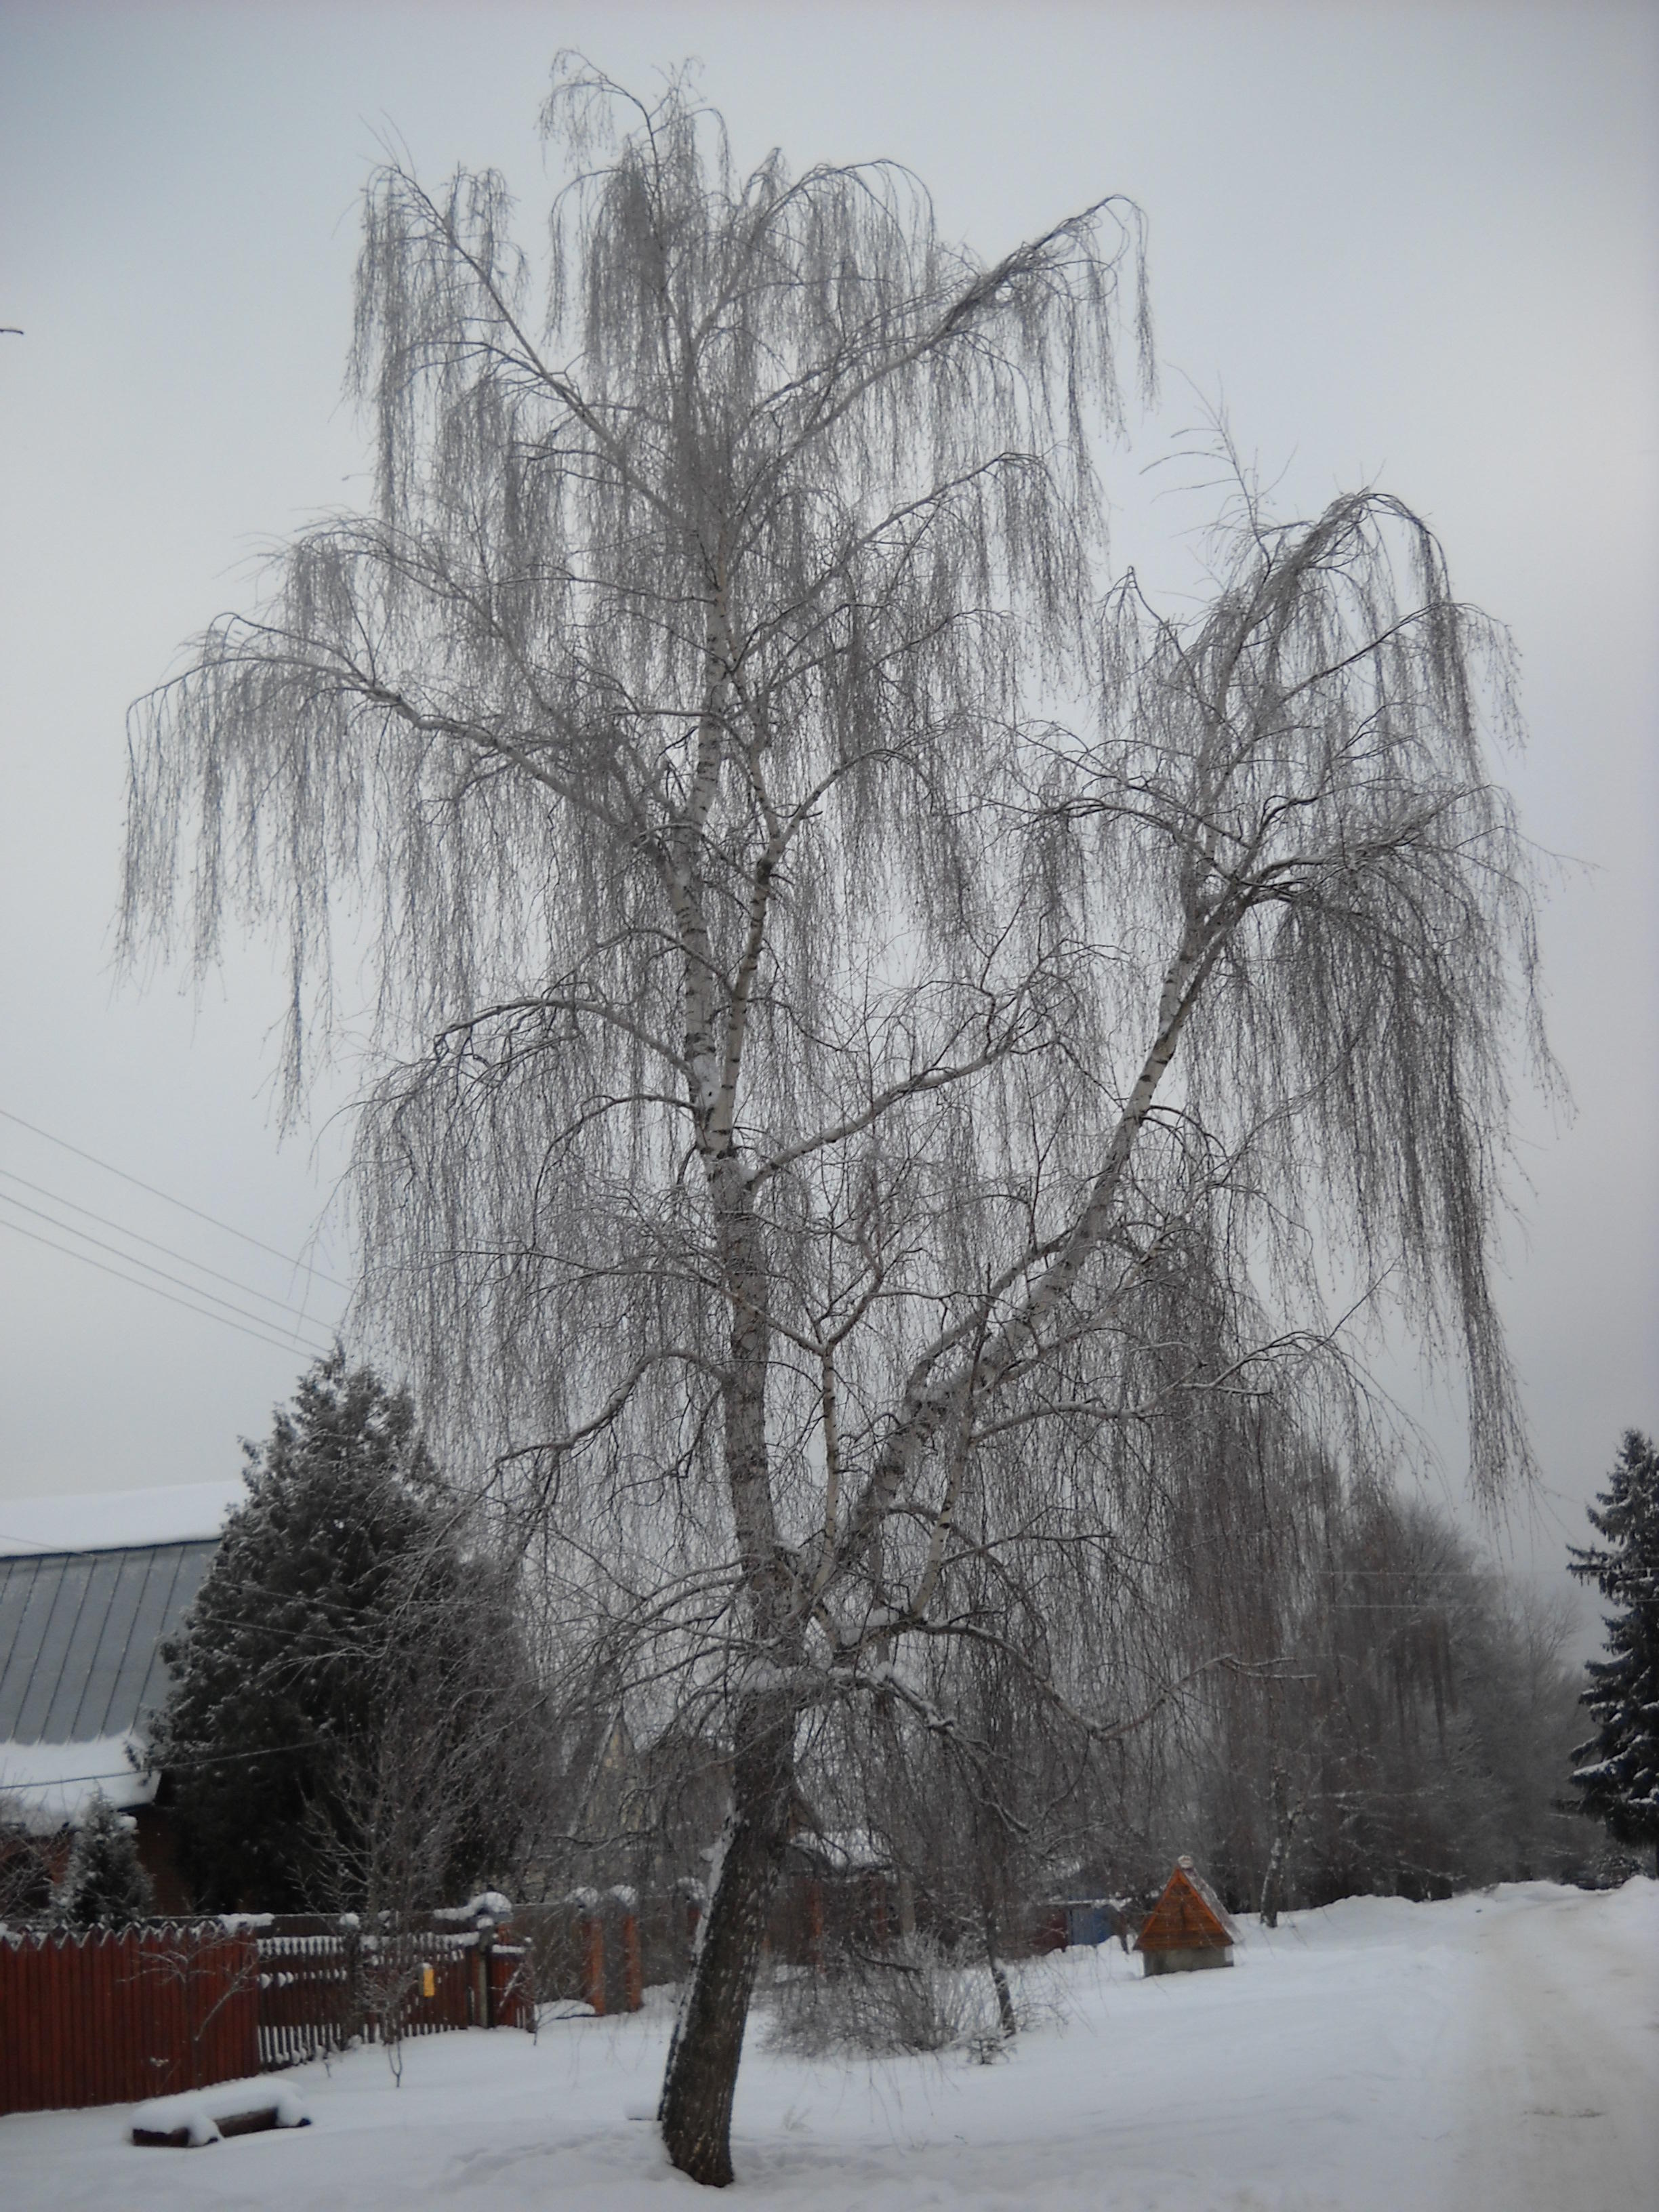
795,1826,890,1874
0,1479,243,1558
0,1732,158,1832
1134,1857,1241,1952
0,1516,228,1828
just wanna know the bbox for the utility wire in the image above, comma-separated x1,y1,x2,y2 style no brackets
0,1738,327,1792
0,1166,338,1332
0,1216,333,1362
0,1105,350,1291
0,1190,336,1349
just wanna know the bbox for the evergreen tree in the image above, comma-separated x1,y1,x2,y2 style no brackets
150,1353,546,1912
0,1823,57,1924
1567,1431,1659,1875
54,1793,155,1928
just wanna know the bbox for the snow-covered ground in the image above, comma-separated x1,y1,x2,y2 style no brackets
4,1881,1654,2209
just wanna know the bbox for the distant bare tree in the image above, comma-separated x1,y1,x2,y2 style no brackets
1189,1477,1589,1913
122,62,1549,2184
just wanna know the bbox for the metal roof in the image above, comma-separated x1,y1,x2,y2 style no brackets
0,1542,216,1746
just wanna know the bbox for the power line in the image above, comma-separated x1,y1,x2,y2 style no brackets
0,1190,337,1349
0,1216,333,1363
0,1105,350,1291
0,1738,326,1793
0,1166,340,1332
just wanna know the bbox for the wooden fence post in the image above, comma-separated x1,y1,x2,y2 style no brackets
581,1914,605,2015
620,1910,642,2012
473,1917,495,2028
342,1914,365,2044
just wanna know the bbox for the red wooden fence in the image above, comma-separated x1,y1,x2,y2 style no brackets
512,1896,653,2015
256,1919,356,2070
255,1917,533,2067
0,1914,535,2117
0,1923,259,2116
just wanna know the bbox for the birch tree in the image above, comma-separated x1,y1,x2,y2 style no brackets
123,63,1549,2183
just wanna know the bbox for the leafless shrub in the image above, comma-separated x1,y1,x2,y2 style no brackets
767,1934,985,2057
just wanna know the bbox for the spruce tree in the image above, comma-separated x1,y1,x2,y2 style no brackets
54,1793,155,1928
1567,1431,1659,1875
150,1352,544,1912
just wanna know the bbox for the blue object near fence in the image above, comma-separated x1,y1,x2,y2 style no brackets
1063,1900,1111,1947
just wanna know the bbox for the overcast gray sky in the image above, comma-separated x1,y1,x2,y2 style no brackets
1,1,1654,1610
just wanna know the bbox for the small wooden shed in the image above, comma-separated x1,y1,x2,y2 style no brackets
1133,1856,1240,1976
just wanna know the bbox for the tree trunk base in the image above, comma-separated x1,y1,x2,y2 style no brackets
659,1702,794,2186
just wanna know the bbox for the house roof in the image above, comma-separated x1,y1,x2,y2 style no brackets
0,1541,218,1746
0,1478,243,1558
0,1539,219,1828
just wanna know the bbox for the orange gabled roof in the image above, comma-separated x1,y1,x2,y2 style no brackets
1134,1858,1240,1952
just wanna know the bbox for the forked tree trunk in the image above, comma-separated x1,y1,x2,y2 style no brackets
659,1695,796,2186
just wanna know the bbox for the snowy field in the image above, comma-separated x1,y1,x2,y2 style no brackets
4,1881,1654,2211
